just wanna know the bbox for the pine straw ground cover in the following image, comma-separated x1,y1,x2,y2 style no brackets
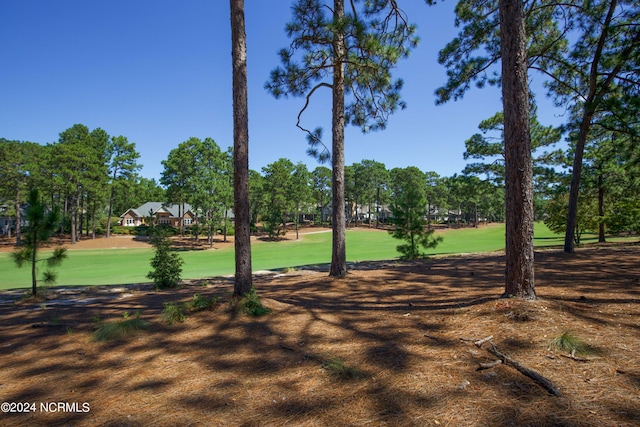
0,245,638,426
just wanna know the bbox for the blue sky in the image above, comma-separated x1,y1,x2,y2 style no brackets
0,1,565,182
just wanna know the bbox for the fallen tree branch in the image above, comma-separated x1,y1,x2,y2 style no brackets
460,335,494,347
474,335,494,348
477,359,502,370
279,343,323,362
560,353,590,363
487,343,562,397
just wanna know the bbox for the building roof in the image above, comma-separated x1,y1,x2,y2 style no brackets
123,202,194,219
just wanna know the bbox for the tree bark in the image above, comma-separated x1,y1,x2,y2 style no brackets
106,166,119,238
14,195,21,246
230,0,253,296
564,108,594,252
499,0,535,299
330,0,347,278
563,0,632,253
598,169,605,243
106,183,115,238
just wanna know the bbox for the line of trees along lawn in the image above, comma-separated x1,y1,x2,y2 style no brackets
4,127,636,246
0,126,164,245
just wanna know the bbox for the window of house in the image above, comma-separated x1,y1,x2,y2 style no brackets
184,218,192,225
125,218,135,226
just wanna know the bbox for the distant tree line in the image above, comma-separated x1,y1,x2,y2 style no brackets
1,124,160,244
2,117,638,248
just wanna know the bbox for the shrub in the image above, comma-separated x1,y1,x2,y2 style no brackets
322,357,367,380
162,302,186,324
233,288,271,317
110,226,128,235
134,225,151,236
185,293,218,312
147,231,183,289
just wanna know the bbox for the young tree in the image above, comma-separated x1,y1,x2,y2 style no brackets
147,228,183,289
230,0,253,296
267,0,417,277
12,189,67,296
388,167,442,259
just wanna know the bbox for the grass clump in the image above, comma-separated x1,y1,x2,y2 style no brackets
93,312,150,341
162,302,187,324
163,294,218,325
322,357,367,380
234,288,271,317
549,331,594,356
185,293,218,312
245,288,271,316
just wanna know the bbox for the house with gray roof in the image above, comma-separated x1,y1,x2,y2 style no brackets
119,202,196,228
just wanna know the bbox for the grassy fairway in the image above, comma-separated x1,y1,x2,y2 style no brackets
0,223,635,291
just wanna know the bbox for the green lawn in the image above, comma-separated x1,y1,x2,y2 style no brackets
0,223,635,291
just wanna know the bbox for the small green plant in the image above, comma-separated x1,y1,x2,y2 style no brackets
322,357,366,380
92,315,102,326
235,288,271,317
93,312,149,342
147,229,184,289
185,293,218,312
66,326,74,335
549,331,593,356
11,189,68,297
162,302,187,325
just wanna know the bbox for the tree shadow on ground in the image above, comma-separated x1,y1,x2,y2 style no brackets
0,246,638,425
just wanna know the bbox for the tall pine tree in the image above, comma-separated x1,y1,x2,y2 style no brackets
267,0,417,277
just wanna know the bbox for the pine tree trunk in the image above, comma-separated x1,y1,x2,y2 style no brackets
329,0,347,278
598,172,606,243
91,201,97,239
564,109,594,252
31,231,37,295
499,0,535,299
106,173,116,238
70,195,77,244
14,195,21,246
230,0,253,296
